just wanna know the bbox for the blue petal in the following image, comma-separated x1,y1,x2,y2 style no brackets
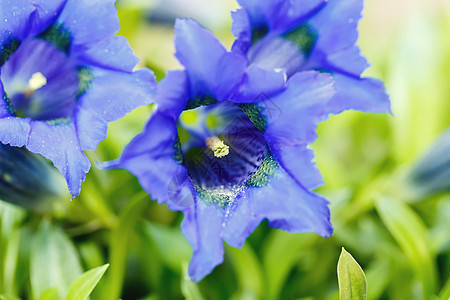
245,167,332,237
237,0,282,30
231,65,286,102
221,196,262,248
0,81,12,117
56,0,119,52
26,121,90,197
156,70,189,120
309,0,362,55
237,0,325,32
323,47,369,77
230,8,251,54
101,112,195,211
0,117,31,147
326,73,391,114
271,144,324,190
263,71,335,147
0,1,35,47
182,199,225,282
77,36,139,72
247,34,306,77
30,0,67,36
174,18,247,100
75,67,156,151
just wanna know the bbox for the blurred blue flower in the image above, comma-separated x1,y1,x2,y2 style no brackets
104,19,335,281
231,0,391,114
0,0,156,197
0,143,67,211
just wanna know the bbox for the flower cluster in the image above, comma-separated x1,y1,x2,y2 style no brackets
1,0,391,282
104,0,390,282
0,0,156,197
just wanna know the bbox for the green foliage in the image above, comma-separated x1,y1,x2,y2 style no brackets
30,220,83,300
65,264,109,300
337,248,366,300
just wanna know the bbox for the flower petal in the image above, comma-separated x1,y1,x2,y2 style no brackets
30,0,67,36
323,46,369,77
221,196,262,248
309,0,362,55
272,144,324,190
263,71,335,147
247,34,306,77
77,36,139,72
174,18,247,100
246,167,332,237
326,73,391,114
0,0,35,64
0,117,31,147
231,64,286,102
0,81,12,117
237,0,325,33
156,70,189,120
56,0,119,52
101,112,195,210
230,8,252,54
0,0,35,38
75,67,156,151
182,199,225,282
26,120,90,197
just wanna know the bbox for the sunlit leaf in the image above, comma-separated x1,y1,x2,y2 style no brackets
100,191,149,300
375,196,437,298
38,288,57,300
337,248,366,300
65,264,109,300
30,220,83,300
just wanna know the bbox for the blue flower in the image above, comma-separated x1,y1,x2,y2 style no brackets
0,0,156,197
231,0,391,114
104,19,335,281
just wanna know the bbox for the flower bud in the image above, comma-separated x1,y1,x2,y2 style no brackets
0,144,69,211
408,130,450,198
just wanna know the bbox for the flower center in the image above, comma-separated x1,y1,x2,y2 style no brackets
1,38,79,121
206,136,229,158
177,101,271,206
25,72,48,97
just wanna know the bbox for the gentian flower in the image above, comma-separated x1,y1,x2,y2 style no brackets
231,0,391,114
0,0,156,197
0,143,67,211
104,19,337,281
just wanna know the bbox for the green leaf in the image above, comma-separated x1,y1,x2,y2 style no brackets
375,196,437,298
337,248,367,300
30,220,83,300
437,277,450,300
181,264,204,300
262,231,318,299
65,264,109,300
142,222,191,272
100,191,149,300
38,288,58,300
226,244,263,299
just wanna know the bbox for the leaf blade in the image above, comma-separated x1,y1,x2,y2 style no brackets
65,264,109,300
337,248,367,300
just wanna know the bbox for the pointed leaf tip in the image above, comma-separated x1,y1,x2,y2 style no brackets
337,247,367,300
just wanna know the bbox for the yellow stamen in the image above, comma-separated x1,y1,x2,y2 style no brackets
206,136,229,158
25,72,47,96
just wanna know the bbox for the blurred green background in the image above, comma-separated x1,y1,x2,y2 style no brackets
1,0,450,299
